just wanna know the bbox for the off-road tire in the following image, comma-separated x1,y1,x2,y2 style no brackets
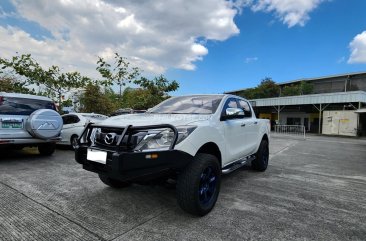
99,174,130,188
176,153,221,216
70,135,79,150
252,139,269,171
38,143,56,156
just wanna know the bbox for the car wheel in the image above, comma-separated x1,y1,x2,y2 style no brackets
38,143,56,156
176,153,221,216
98,174,130,188
252,139,269,171
70,135,79,150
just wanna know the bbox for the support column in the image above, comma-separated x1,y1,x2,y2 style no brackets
318,103,322,134
278,105,280,124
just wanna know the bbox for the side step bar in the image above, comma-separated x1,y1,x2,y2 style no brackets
221,155,256,174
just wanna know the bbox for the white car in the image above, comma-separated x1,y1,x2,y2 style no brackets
60,113,108,149
0,92,62,155
75,95,270,216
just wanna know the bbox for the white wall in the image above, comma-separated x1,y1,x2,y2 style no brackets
322,110,358,136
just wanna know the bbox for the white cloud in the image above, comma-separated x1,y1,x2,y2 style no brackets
0,0,243,76
244,57,258,63
251,0,327,27
348,31,366,64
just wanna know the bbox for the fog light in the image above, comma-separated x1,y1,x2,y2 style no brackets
146,153,158,159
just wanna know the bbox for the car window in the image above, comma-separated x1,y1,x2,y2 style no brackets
148,95,223,114
0,97,56,115
70,115,80,124
62,116,71,125
238,99,252,118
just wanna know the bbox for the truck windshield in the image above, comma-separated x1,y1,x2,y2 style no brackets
148,95,223,114
0,97,56,115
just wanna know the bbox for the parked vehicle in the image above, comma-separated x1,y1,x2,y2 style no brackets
60,113,108,149
110,108,146,116
0,92,62,155
75,94,270,216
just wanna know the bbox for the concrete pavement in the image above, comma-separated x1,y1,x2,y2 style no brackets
0,135,365,240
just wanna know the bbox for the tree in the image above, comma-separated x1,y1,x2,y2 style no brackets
0,53,90,106
236,77,280,99
281,84,301,96
79,83,116,115
281,81,314,96
300,81,314,95
0,76,35,94
256,77,280,98
120,75,179,110
96,53,140,96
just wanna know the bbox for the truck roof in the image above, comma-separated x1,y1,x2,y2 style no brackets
0,92,53,102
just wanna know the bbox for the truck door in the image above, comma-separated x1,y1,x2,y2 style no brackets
220,98,246,162
237,99,259,155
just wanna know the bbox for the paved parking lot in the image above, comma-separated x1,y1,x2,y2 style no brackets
0,135,365,241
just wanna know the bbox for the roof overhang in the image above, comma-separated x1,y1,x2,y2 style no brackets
250,91,366,107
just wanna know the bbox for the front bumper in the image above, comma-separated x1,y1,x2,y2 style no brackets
75,145,194,182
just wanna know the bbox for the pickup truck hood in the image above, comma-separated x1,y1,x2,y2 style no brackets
100,113,211,127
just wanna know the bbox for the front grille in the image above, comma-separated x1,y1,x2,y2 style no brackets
93,128,146,151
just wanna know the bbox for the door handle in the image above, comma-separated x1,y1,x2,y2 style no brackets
254,121,258,124
241,123,246,127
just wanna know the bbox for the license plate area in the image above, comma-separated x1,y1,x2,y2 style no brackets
1,122,23,129
87,149,107,164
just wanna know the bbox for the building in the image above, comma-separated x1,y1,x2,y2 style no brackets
225,72,366,136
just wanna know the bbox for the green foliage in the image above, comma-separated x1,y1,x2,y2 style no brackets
96,53,140,96
281,84,301,96
79,83,116,115
300,81,314,94
281,81,314,96
61,99,73,107
0,76,35,94
0,53,90,104
237,77,280,99
120,75,179,110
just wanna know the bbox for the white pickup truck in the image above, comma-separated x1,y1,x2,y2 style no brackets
75,94,270,216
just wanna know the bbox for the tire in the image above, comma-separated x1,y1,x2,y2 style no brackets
98,174,130,188
252,139,269,172
38,143,56,156
70,135,79,150
176,153,221,216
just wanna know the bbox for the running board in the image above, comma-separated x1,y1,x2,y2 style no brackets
221,155,256,174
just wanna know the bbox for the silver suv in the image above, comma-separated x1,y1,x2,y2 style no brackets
0,92,63,155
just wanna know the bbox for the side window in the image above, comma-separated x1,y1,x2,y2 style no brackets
62,116,70,125
70,115,80,124
238,99,252,118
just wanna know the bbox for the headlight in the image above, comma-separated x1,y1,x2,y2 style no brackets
134,125,197,152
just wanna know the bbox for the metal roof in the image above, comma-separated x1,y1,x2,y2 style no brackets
250,91,366,107
224,71,366,93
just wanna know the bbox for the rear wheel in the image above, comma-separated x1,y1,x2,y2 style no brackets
70,135,79,150
176,153,221,216
252,139,269,171
98,174,130,188
38,143,56,156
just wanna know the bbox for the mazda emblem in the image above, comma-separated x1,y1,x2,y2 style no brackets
104,133,116,145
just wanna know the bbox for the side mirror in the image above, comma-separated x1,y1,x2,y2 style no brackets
221,107,244,121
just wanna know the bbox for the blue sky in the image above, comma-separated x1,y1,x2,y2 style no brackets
1,0,366,95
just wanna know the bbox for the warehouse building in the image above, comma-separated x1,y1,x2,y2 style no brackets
226,72,366,136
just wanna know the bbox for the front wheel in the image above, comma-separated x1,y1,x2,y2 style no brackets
70,135,79,150
176,153,221,216
252,139,269,171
